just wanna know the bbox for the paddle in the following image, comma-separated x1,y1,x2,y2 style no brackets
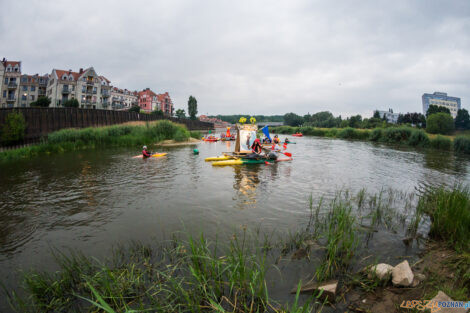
280,151,292,157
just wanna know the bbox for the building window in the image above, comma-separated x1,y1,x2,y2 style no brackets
22,94,27,100
31,86,36,91
23,86,27,91
30,95,35,101
4,77,8,84
21,77,27,83
2,91,6,98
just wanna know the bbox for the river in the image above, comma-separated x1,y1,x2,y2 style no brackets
0,136,469,310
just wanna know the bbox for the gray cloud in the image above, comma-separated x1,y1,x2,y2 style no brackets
1,0,469,116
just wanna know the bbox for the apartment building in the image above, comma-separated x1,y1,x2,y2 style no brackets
422,92,461,118
0,59,21,108
111,87,138,110
18,74,49,107
156,92,174,116
47,67,111,109
138,88,158,112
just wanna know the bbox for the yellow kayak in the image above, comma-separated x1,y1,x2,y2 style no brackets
212,159,245,166
132,153,168,159
205,156,236,162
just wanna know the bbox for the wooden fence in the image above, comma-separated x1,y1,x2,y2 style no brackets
0,108,213,146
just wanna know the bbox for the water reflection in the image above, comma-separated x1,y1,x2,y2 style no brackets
233,166,260,209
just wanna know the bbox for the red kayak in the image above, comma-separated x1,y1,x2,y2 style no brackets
292,133,303,137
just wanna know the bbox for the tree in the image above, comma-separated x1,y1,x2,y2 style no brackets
426,113,454,135
63,98,79,108
151,109,164,117
455,109,470,130
373,110,381,119
348,115,362,128
283,112,304,126
1,111,26,144
426,104,451,117
128,105,140,113
175,109,186,119
30,96,51,108
188,96,198,120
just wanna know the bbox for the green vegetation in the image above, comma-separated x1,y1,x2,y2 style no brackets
426,113,455,135
0,121,191,162
30,96,51,108
128,105,140,113
272,125,470,155
455,109,470,130
175,108,186,119
62,99,79,108
429,135,452,150
188,95,198,120
426,104,451,117
150,109,164,117
6,234,322,313
454,136,470,154
1,111,26,145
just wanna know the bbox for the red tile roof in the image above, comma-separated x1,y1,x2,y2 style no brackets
3,61,20,67
55,69,81,81
99,76,111,84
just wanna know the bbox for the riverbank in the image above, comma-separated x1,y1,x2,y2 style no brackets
6,186,469,312
0,121,199,162
272,126,470,155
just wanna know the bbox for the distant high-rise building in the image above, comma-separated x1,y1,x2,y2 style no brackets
422,92,461,118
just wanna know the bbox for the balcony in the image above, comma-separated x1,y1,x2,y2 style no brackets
7,82,17,89
93,90,97,94
86,80,94,85
102,92,110,97
6,96,16,102
62,88,70,94
38,89,46,95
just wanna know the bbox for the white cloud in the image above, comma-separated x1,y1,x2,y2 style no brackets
1,0,469,117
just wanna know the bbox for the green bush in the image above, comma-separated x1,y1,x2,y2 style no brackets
407,129,430,147
174,128,190,142
190,131,202,139
63,99,79,108
430,135,452,150
128,106,140,113
369,128,382,141
453,136,470,154
1,112,26,145
324,128,338,137
298,126,325,136
337,127,360,139
381,127,413,143
426,113,455,135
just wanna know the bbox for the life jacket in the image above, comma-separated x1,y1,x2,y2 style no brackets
283,143,287,150
142,149,151,157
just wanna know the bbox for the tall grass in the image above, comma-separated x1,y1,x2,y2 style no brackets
454,136,470,154
0,121,191,162
417,185,470,251
430,135,452,150
7,233,323,313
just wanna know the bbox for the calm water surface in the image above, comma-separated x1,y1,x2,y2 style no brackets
0,136,469,310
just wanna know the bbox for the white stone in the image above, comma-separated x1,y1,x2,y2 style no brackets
318,280,337,301
368,263,394,280
430,291,468,313
392,260,414,287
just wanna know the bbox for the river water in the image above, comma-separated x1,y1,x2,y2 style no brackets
0,136,469,310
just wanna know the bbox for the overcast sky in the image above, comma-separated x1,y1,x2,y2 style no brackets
1,0,469,117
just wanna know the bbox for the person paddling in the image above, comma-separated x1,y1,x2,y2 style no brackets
251,138,262,154
142,145,152,158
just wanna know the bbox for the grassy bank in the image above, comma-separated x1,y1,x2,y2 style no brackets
6,186,469,312
272,125,470,154
0,121,200,162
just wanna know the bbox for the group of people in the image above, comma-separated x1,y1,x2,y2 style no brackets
249,135,289,160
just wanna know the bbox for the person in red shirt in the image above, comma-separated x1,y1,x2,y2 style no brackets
251,138,262,154
142,145,152,158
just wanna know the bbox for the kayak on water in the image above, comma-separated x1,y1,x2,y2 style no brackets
292,133,303,137
205,155,236,161
212,157,292,166
132,153,168,159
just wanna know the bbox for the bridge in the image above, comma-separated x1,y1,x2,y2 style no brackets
256,122,284,127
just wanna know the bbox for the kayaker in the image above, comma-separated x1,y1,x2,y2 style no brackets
251,138,263,154
273,135,280,144
284,138,290,144
142,145,152,158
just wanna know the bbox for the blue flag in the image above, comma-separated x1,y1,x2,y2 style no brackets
261,126,271,141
